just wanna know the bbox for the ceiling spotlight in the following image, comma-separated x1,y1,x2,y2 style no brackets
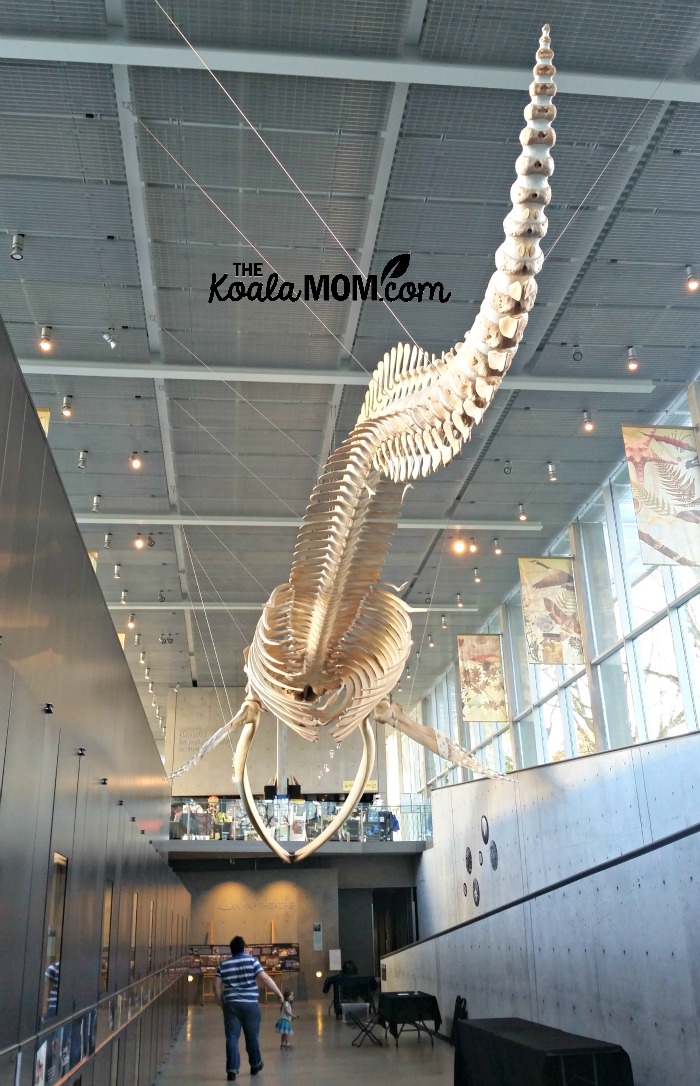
144,667,151,679
582,410,595,433
453,537,467,555
39,326,53,352
493,537,502,555
441,614,447,630
503,460,512,475
120,589,128,604
518,503,527,521
139,651,146,665
148,681,154,694
397,683,402,693
572,346,583,361
113,563,121,580
134,533,145,550
61,395,73,418
468,537,478,554
92,494,101,513
686,265,699,291
547,461,557,482
127,613,136,629
130,452,142,470
456,593,463,608
474,568,481,584
147,534,156,548
77,449,88,470
428,632,435,648
134,633,141,646
10,233,24,261
102,328,117,350
104,532,112,550
151,697,157,707
627,346,639,372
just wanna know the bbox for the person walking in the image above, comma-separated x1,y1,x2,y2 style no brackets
214,936,284,1081
274,990,298,1049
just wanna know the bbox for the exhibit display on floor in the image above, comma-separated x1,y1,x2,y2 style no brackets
170,25,559,862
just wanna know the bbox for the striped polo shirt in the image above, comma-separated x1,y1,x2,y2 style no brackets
216,952,263,1004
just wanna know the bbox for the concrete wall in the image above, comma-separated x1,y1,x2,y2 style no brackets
384,731,700,1086
0,315,189,1083
166,686,387,798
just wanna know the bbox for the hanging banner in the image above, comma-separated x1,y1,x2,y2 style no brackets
457,634,508,722
518,557,584,665
622,425,700,566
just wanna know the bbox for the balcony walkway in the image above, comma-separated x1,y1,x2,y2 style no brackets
155,998,452,1086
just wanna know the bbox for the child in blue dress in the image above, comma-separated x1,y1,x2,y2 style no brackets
274,990,298,1049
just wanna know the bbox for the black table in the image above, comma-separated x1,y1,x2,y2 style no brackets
454,1017,634,1086
322,974,378,1017
377,991,442,1046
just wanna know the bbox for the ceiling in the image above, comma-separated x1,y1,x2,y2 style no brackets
1,0,700,750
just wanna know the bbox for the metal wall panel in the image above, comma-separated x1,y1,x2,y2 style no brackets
0,315,190,1072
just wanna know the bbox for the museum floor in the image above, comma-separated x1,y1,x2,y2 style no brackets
156,999,454,1085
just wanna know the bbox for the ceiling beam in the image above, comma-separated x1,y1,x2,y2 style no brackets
1,32,700,102
107,601,478,613
19,360,655,395
79,513,543,531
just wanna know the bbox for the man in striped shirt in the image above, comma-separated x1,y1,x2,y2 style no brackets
215,936,284,1081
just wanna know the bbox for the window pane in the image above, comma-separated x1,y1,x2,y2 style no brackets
567,674,603,754
515,712,538,768
507,593,532,714
670,565,700,597
636,618,686,739
498,727,515,773
579,496,623,652
598,649,638,748
541,696,566,762
678,595,700,722
531,661,560,701
614,482,667,626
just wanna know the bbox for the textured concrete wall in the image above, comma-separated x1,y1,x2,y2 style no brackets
385,732,700,1086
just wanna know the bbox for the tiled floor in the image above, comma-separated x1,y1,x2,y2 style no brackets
156,1000,454,1085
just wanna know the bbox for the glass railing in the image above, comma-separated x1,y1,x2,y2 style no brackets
169,798,433,844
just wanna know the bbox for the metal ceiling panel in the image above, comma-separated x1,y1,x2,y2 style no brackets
0,180,134,239
0,61,116,116
420,1,700,78
124,0,410,55
166,379,335,403
0,283,145,327
144,189,370,248
155,288,349,335
574,262,700,308
130,68,391,131
0,237,139,286
9,326,151,363
160,329,348,368
0,0,107,37
138,124,382,194
628,152,700,211
150,242,358,292
0,116,125,181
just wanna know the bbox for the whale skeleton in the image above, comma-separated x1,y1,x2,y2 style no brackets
170,26,557,862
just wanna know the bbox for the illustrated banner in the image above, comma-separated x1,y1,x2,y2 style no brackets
457,634,508,722
518,557,584,665
622,425,700,566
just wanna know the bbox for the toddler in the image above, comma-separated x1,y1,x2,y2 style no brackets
274,990,298,1049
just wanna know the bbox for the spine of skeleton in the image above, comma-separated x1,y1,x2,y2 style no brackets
358,25,556,482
